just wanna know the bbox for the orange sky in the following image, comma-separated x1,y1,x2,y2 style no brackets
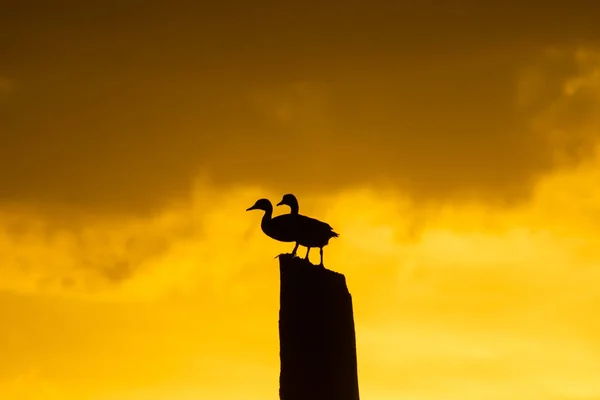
2,2,600,399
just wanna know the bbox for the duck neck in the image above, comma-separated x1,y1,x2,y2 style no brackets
290,201,299,215
260,208,273,229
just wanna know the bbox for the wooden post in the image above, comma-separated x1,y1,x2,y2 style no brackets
278,254,360,400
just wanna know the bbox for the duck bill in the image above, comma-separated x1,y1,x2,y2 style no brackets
276,201,284,206
246,205,256,211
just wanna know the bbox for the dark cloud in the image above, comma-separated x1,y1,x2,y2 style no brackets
2,2,600,214
0,205,199,292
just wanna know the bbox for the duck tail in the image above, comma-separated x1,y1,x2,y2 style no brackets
331,230,340,238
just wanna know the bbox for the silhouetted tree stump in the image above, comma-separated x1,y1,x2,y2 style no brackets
278,254,360,400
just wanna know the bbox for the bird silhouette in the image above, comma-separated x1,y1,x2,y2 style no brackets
276,193,339,267
276,194,301,256
246,198,298,244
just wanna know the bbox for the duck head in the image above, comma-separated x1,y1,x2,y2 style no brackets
276,193,299,213
246,198,273,212
276,193,298,207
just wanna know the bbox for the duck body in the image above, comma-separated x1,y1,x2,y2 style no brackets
288,213,339,248
276,193,339,266
261,213,298,243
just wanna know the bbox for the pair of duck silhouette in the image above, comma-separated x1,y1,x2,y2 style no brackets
246,194,339,267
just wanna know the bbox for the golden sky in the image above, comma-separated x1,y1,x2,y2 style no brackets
2,2,600,399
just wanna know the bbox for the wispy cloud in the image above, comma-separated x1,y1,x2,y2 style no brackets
519,46,600,167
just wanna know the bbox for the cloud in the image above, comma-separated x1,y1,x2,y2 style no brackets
0,203,198,295
1,151,600,398
1,145,600,306
2,48,600,305
4,45,600,214
225,45,600,207
521,47,600,167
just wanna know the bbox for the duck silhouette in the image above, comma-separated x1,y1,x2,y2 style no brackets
246,198,298,245
276,193,301,256
276,193,339,267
